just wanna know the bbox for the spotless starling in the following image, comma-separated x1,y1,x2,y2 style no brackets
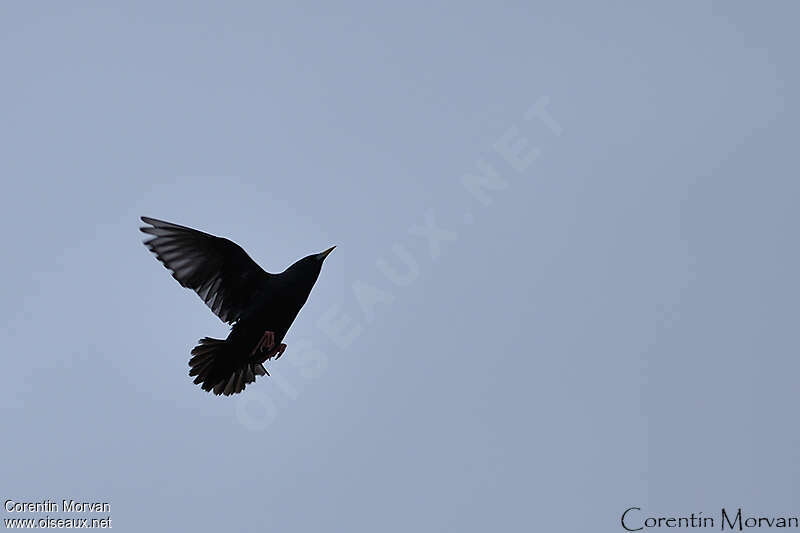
140,217,335,396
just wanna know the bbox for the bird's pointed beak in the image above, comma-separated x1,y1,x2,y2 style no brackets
317,246,336,261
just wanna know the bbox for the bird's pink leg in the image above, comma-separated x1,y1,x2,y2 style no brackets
261,343,287,361
251,330,275,356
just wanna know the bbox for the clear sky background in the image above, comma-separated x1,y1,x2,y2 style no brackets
1,2,798,532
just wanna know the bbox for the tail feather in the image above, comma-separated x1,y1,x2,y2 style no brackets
188,337,268,396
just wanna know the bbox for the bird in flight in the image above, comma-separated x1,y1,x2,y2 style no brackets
140,216,335,396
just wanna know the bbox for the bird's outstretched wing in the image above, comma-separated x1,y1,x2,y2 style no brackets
140,216,270,324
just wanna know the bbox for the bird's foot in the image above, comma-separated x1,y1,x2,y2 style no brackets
274,343,287,360
251,330,276,356
262,343,287,361
252,343,286,365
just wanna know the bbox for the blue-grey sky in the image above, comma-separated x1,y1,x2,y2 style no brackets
2,2,798,531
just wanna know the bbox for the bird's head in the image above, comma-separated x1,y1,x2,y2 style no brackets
286,246,336,278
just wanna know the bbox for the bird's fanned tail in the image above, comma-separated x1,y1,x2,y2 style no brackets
188,337,268,396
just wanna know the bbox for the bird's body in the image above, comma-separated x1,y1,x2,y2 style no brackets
140,216,334,395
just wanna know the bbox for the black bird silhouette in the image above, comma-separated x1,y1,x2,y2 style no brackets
140,216,335,396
